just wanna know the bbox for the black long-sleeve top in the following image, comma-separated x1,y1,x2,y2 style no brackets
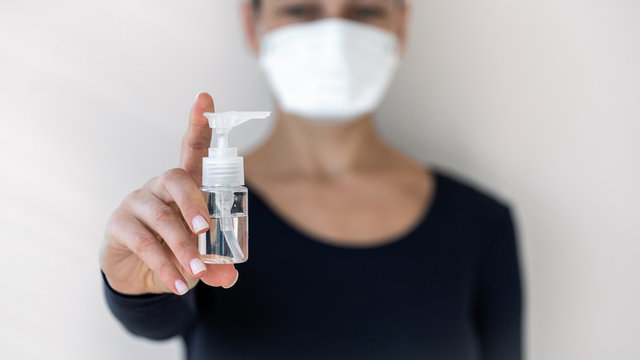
103,170,522,359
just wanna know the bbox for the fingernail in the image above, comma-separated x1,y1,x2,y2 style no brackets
223,270,239,289
175,279,189,295
192,215,209,233
190,258,206,275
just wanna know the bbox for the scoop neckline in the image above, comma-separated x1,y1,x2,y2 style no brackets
246,168,441,252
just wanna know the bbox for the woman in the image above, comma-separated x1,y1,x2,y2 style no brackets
100,0,522,359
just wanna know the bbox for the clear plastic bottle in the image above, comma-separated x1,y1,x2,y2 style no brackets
198,185,248,264
198,111,270,264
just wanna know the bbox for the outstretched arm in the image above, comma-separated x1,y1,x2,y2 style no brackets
102,271,198,340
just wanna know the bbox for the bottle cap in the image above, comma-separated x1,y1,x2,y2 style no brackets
202,111,271,186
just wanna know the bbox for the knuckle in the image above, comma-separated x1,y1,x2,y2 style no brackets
161,168,186,184
132,232,157,254
182,134,209,150
122,188,151,210
142,176,158,190
122,189,140,206
105,210,126,238
144,271,158,292
156,260,176,278
151,205,176,225
173,237,194,255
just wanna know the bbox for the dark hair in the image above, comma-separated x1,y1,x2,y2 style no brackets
251,0,405,12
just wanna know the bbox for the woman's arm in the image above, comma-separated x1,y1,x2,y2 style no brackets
102,271,198,340
474,205,523,360
100,93,237,339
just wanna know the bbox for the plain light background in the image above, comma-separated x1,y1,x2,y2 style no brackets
1,0,638,359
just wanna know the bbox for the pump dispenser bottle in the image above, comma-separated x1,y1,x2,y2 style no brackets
199,111,271,264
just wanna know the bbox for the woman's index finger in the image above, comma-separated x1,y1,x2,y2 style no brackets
180,92,215,185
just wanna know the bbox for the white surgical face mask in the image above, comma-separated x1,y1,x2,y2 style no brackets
258,18,400,123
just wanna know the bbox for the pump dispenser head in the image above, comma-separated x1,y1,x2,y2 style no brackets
202,111,271,187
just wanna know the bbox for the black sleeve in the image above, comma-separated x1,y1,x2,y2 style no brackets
474,206,523,360
102,271,198,340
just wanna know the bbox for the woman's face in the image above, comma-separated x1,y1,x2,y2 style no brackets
242,0,410,54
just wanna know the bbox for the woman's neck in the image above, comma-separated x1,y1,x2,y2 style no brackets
246,109,397,180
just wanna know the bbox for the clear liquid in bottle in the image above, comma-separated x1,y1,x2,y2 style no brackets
198,186,248,264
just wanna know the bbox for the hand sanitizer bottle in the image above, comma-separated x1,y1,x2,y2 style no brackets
199,111,271,264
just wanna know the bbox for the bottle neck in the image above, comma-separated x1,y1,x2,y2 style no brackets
202,154,245,187
200,184,247,191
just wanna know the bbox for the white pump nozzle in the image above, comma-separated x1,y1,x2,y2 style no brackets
201,111,271,186
206,111,271,129
205,111,271,149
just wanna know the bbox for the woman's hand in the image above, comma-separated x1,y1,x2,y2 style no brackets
99,93,238,296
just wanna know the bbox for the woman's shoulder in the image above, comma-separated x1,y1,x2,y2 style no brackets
430,167,513,225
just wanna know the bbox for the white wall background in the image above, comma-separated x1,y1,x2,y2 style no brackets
1,0,638,359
